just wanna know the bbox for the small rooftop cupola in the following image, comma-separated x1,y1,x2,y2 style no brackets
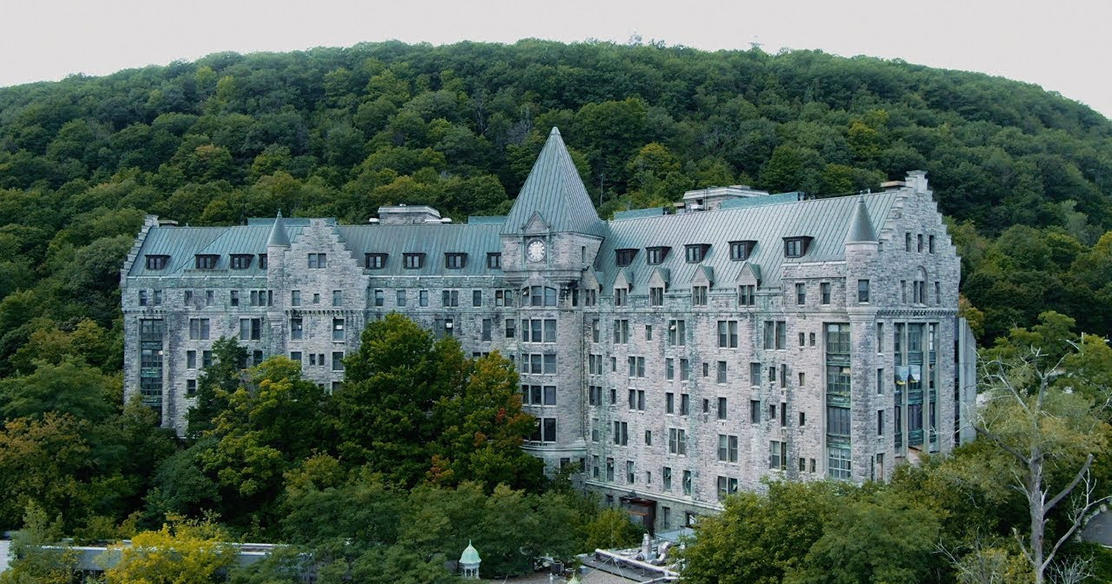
267,211,290,247
845,198,878,244
459,540,481,579
502,127,604,236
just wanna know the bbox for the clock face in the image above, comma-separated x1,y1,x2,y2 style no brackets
527,239,546,263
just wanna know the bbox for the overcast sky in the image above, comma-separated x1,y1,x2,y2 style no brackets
2,0,1109,120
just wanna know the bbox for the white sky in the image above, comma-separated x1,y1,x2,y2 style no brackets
1,0,1109,120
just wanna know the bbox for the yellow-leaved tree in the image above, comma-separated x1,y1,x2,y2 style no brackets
100,517,233,584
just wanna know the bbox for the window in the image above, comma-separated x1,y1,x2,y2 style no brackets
666,392,675,414
527,285,557,307
828,446,852,479
606,458,615,482
486,252,501,269
717,434,739,463
627,389,646,410
646,246,669,264
442,289,459,307
729,240,755,261
692,286,708,306
505,318,515,339
750,400,761,423
333,290,343,307
649,286,664,306
614,287,628,306
583,288,597,306
615,248,637,266
795,283,806,305
645,430,652,446
495,289,513,307
905,232,912,252
471,289,482,307
683,470,692,496
188,318,210,340
784,237,811,258
668,428,687,455
663,467,672,491
332,352,344,371
935,281,941,305
202,351,212,367
738,284,755,306
481,319,492,342
239,318,262,341
828,406,851,436
680,394,690,416
247,290,272,307
290,318,303,340
800,411,807,426
929,234,936,253
195,254,218,269
680,359,690,381
821,282,831,304
291,290,301,306
332,318,344,341
205,290,214,306
613,319,629,344
403,253,425,269
626,461,635,484
857,279,870,303
419,290,429,306
365,253,387,269
145,255,169,270
395,289,406,307
878,409,885,435
645,325,653,341
917,233,924,253
258,254,267,269
533,418,557,443
717,320,738,348
665,358,674,380
750,362,761,386
627,356,646,378
186,350,197,369
667,320,686,345
716,361,727,383
187,379,197,396
717,397,728,420
685,244,710,263
877,368,884,395
901,280,907,303
308,253,327,269
184,290,193,305
231,254,253,269
769,440,786,470
445,253,467,269
139,290,149,306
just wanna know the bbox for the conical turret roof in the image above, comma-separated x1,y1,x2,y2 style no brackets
845,198,878,243
502,127,604,236
267,211,290,247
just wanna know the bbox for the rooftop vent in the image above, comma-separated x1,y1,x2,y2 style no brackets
377,205,442,225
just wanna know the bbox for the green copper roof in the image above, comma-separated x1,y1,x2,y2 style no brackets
845,198,878,243
267,212,290,247
502,127,604,237
459,540,480,564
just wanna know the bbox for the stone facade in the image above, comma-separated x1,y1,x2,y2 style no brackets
122,128,976,533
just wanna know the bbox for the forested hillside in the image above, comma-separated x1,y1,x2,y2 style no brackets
0,39,1110,361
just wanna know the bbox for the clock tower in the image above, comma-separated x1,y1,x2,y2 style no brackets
501,127,605,472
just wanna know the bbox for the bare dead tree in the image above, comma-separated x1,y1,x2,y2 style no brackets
975,348,1111,584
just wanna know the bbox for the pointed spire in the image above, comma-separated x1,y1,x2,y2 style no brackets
267,211,290,247
846,198,877,243
502,127,604,236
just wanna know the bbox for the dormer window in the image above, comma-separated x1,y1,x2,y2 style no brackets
403,253,425,269
783,237,813,258
729,241,755,261
230,254,253,270
646,247,670,265
365,253,387,269
615,248,638,267
145,255,169,270
487,252,502,269
685,244,710,263
195,254,218,270
445,253,467,270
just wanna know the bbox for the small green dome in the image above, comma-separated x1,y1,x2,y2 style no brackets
460,540,481,564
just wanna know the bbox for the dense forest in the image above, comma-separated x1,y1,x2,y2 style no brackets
1,40,1112,583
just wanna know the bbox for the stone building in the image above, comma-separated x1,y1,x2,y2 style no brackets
121,127,977,531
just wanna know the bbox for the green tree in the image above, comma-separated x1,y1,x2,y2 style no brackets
0,504,78,584
0,358,117,423
102,517,234,584
187,337,248,436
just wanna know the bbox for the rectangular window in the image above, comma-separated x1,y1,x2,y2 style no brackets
145,255,169,270
472,290,482,307
877,368,884,395
646,247,668,264
290,351,302,363
717,320,739,348
365,253,387,269
195,254,218,269
614,287,628,306
750,362,761,386
188,318,210,340
691,286,708,306
394,289,406,307
750,399,761,423
332,318,344,341
308,253,327,269
717,397,727,420
442,289,459,307
795,283,806,305
858,279,870,303
495,289,513,307
878,409,885,435
615,249,637,266
626,461,635,484
331,290,342,307
667,320,686,346
665,358,674,380
666,392,675,414
685,244,709,263
828,446,852,479
613,319,629,344
650,287,664,306
332,352,344,371
613,421,628,446
668,428,687,455
186,350,197,369
776,321,786,349
187,379,197,396
290,290,301,307
769,440,786,470
487,253,501,269
403,253,425,269
202,350,212,368
905,232,912,252
481,319,492,342
138,290,149,306
663,467,672,491
419,290,429,307
929,235,936,253
290,318,303,340
184,290,193,305
729,240,754,261
738,284,755,306
716,361,727,383
258,254,267,269
784,237,810,258
917,233,924,253
205,290,214,306
445,253,467,269
680,394,690,416
683,470,692,496
239,318,262,341
231,254,253,269
680,358,690,381
935,281,941,305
